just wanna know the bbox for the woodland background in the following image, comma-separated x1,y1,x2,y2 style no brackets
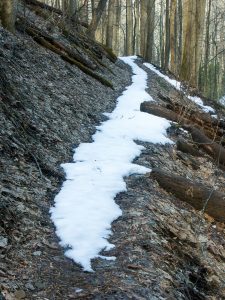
1,0,225,100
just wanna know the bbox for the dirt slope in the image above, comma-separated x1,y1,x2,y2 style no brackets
1,6,225,300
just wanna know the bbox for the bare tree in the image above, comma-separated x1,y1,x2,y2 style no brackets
164,0,170,71
125,0,133,55
144,0,155,62
180,0,206,87
140,0,147,57
106,0,115,48
170,0,177,73
87,0,108,37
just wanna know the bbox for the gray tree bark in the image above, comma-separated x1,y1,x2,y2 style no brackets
106,0,115,48
88,0,108,38
144,0,155,62
125,0,133,55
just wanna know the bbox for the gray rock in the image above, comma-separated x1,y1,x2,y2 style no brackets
0,237,8,248
25,282,35,291
32,251,42,256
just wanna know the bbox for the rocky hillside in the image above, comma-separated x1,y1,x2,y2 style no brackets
0,2,225,300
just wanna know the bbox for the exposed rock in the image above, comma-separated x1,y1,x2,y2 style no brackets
0,237,8,248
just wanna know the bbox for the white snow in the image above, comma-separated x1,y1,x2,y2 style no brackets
144,63,215,113
50,56,172,271
219,95,225,106
75,289,83,293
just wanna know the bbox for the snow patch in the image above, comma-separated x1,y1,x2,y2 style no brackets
75,289,83,293
144,63,215,113
51,56,172,271
219,95,225,106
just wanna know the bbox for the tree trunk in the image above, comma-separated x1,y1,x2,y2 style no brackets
203,0,211,93
106,0,115,49
134,0,140,55
169,0,176,73
180,0,206,87
87,0,108,38
177,0,182,73
125,0,133,55
159,0,165,68
0,0,16,32
68,0,78,19
113,0,121,55
140,0,147,57
194,0,206,87
144,0,155,62
164,0,170,71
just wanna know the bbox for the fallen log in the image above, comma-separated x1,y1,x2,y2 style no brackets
141,101,224,144
186,126,225,168
177,139,201,157
151,168,225,222
176,151,200,170
16,18,97,70
26,8,112,71
141,102,225,168
159,93,224,137
140,102,181,123
16,18,113,89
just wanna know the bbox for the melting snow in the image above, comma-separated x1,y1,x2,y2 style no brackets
51,56,172,271
144,63,215,114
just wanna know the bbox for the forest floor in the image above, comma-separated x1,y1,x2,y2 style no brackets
1,5,225,300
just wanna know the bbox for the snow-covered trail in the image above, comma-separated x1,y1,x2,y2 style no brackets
144,63,215,113
50,56,172,271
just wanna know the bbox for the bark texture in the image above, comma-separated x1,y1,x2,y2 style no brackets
0,0,16,32
151,168,225,222
125,0,133,55
87,0,108,38
180,0,206,87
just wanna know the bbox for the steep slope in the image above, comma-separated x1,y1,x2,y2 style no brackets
0,5,225,299
0,6,131,299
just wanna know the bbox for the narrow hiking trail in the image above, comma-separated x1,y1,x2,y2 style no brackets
51,56,172,271
48,57,225,299
1,50,224,299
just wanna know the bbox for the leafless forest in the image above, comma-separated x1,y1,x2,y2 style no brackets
1,0,225,100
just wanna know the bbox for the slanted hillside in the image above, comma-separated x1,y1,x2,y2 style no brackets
0,3,131,298
0,2,225,300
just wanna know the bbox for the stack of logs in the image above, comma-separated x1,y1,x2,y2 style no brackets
140,91,225,223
